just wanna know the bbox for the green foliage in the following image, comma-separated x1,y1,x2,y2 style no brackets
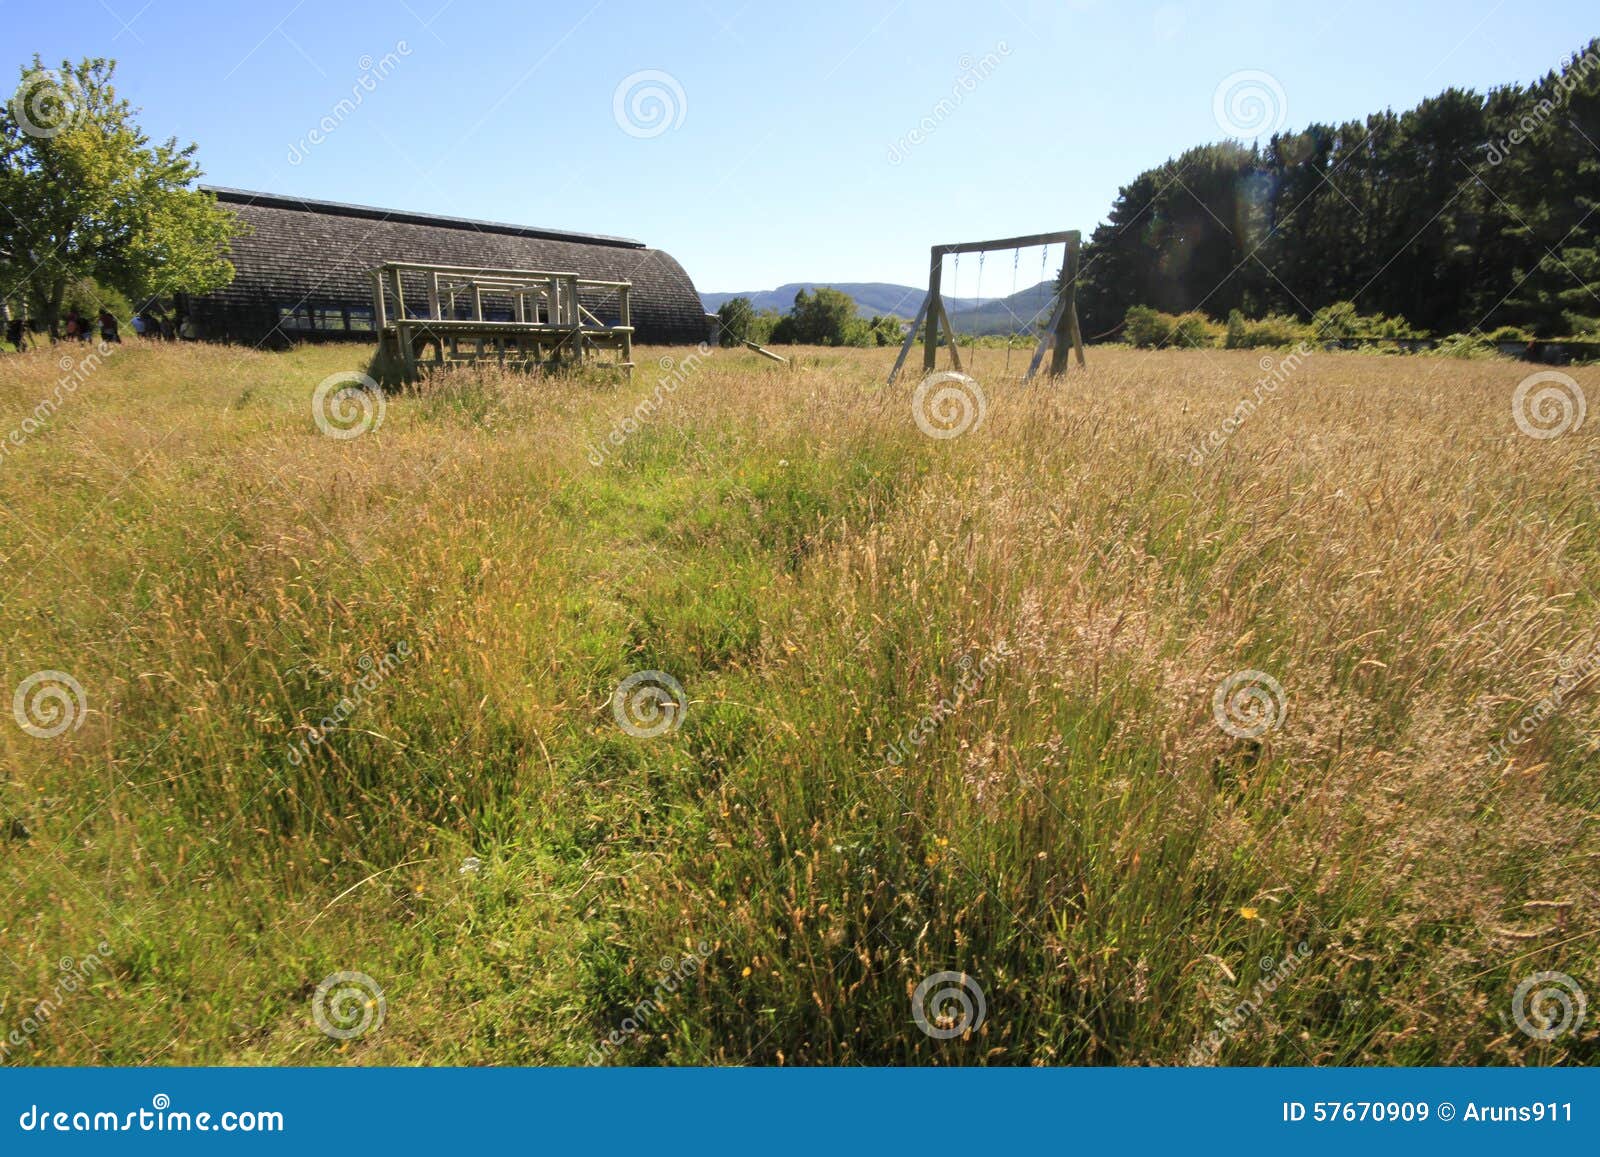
1485,324,1531,342
1124,305,1220,349
1309,301,1425,340
715,296,756,347
62,277,132,322
0,56,243,336
1076,38,1600,339
769,286,863,346
864,314,905,347
1432,332,1501,359
1225,309,1310,348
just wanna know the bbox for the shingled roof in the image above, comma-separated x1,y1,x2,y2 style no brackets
189,187,707,344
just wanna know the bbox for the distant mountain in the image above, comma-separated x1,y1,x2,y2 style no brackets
947,281,1060,336
701,282,978,321
700,280,1060,336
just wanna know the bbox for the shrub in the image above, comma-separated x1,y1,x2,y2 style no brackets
1433,332,1500,359
1124,305,1219,349
1310,300,1425,340
1486,324,1530,343
1225,309,1311,349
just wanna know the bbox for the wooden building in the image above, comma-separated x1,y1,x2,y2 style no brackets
181,187,706,347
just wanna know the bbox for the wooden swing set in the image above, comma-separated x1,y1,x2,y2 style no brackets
886,229,1086,384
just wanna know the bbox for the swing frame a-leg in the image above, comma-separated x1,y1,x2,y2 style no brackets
886,230,1086,385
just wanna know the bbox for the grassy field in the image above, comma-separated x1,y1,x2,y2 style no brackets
1,338,1597,1065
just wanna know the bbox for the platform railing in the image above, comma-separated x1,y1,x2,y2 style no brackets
369,261,633,381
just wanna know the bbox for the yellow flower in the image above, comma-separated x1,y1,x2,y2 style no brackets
1239,906,1260,920
741,966,752,978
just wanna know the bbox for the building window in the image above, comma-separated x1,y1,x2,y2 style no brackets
346,307,374,332
277,304,350,332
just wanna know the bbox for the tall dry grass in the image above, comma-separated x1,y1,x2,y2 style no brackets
0,338,1595,1064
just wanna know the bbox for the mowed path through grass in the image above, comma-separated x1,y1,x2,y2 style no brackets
1,340,1597,1064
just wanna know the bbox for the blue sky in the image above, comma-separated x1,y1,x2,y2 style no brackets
5,0,1595,291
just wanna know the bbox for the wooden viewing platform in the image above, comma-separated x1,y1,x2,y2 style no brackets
370,260,634,382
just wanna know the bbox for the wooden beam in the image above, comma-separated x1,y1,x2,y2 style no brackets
1048,235,1083,377
887,294,929,384
935,295,964,373
1025,290,1071,382
933,229,1079,257
743,340,787,363
922,248,943,373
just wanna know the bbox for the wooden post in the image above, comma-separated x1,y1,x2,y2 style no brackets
389,266,406,321
619,284,633,380
934,296,964,373
922,247,942,373
426,273,441,322
887,294,930,384
1048,234,1083,377
370,269,386,329
1025,290,1071,382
